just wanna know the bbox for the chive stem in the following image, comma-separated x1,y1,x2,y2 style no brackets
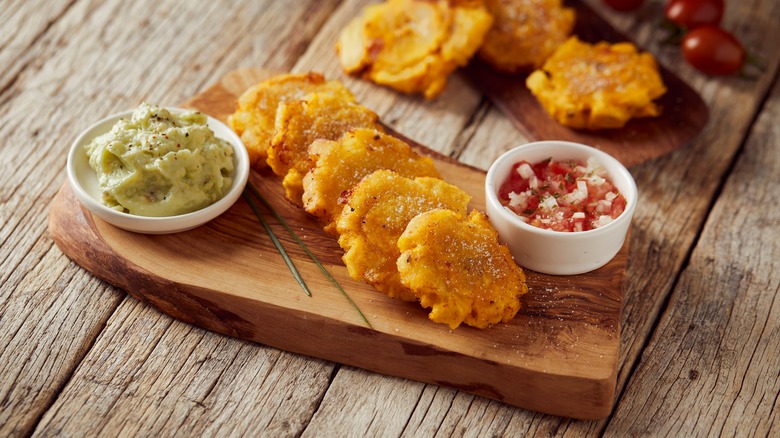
246,183,372,329
242,191,312,297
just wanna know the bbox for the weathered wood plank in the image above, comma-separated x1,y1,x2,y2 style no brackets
0,0,76,93
254,0,780,433
1,0,340,436
34,299,335,436
0,236,123,436
454,102,529,170
3,0,778,435
601,0,780,426
0,2,136,427
301,368,426,437
603,70,780,437
299,0,780,435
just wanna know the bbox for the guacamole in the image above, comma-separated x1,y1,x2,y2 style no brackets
85,103,235,217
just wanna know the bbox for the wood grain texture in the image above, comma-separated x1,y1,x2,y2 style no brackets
465,0,709,168
2,0,779,435
49,69,628,419
437,0,780,435
0,0,76,91
34,298,336,437
0,0,341,436
604,67,780,438
606,0,780,418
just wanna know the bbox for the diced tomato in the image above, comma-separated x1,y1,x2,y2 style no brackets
524,196,539,213
548,159,575,176
497,158,626,232
498,162,530,199
531,158,552,179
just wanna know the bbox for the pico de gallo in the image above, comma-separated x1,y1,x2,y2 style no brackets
498,157,626,232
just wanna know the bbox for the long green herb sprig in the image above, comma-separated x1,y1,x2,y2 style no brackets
242,192,312,297
245,183,372,329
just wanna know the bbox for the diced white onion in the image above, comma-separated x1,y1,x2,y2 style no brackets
572,211,586,219
562,187,587,205
507,191,528,208
597,199,612,213
586,157,603,174
516,163,534,179
577,180,588,193
605,191,617,201
540,196,558,210
588,175,606,186
595,215,613,227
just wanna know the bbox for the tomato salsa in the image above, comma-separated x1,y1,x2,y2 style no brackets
498,157,626,232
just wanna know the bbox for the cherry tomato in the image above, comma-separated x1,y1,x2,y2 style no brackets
682,26,745,75
665,0,724,28
602,0,646,11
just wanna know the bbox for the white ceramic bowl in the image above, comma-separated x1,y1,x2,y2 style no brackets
485,141,637,275
67,107,250,234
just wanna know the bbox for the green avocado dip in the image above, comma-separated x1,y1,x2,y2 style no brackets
85,103,235,217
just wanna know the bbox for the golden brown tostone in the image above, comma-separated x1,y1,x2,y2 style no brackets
526,37,667,130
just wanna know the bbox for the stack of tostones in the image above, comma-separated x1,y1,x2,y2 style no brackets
526,37,667,130
336,0,493,99
227,73,354,169
397,209,529,329
302,128,440,234
266,92,382,206
337,170,471,301
229,73,529,330
478,0,575,73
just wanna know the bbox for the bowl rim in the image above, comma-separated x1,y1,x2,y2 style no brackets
66,106,250,233
485,140,637,238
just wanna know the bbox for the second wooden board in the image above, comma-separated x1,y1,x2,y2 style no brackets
465,0,709,167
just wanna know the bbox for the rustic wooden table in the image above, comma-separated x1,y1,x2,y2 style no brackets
2,0,778,436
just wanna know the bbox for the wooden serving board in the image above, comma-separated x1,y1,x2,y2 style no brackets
49,69,626,420
465,0,709,167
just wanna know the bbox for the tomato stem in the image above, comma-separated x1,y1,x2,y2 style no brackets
739,52,765,80
659,19,687,45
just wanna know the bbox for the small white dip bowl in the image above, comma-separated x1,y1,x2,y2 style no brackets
485,141,637,275
67,107,250,234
